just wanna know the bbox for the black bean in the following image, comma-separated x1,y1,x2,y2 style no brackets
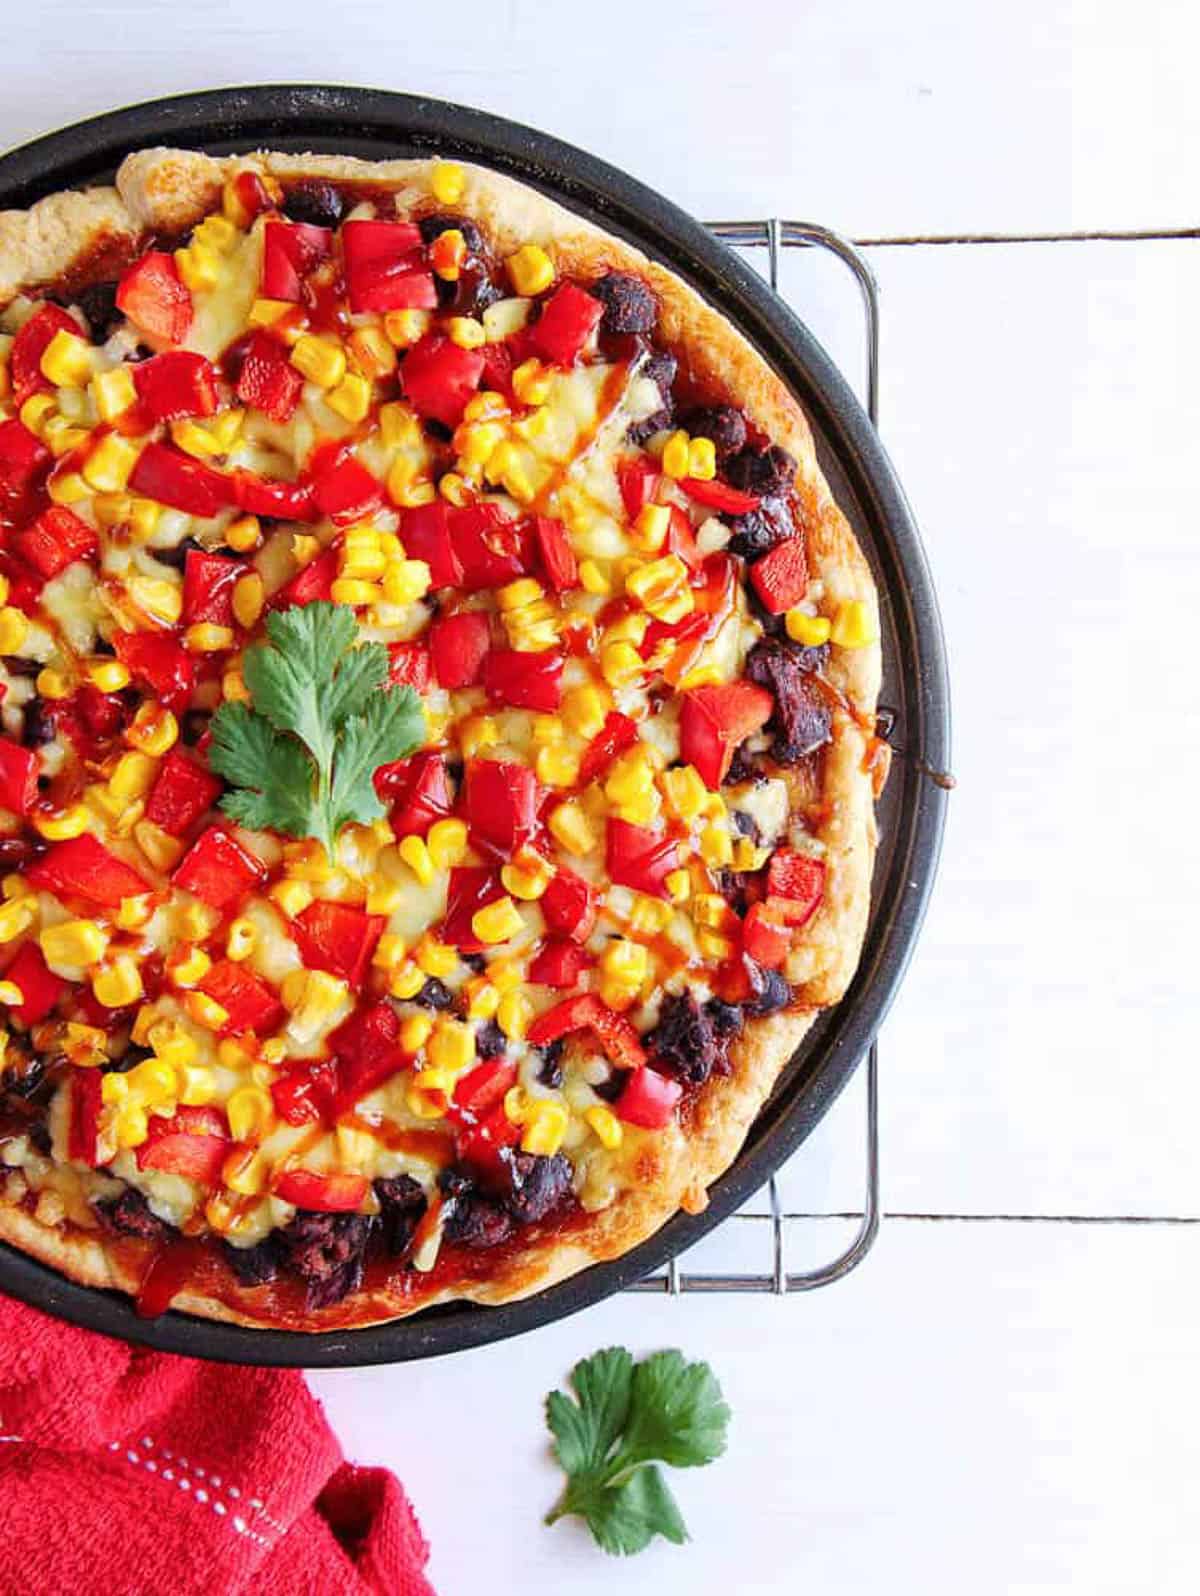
647,992,719,1085
280,1211,374,1310
590,272,658,335
746,967,791,1016
96,1188,174,1242
679,405,747,460
281,180,345,229
150,535,204,572
745,638,833,764
415,977,454,1011
536,1038,565,1089
726,444,798,499
475,1020,507,1060
727,496,795,561
74,280,122,344
2,656,41,679
374,1174,427,1257
504,1152,572,1224
418,214,487,255
222,1235,284,1286
706,999,744,1038
21,700,57,749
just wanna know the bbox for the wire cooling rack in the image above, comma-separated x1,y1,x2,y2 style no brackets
628,220,882,1295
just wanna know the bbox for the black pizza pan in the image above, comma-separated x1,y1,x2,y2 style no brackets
0,87,950,1365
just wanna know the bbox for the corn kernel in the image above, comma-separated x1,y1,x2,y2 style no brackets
82,432,140,493
148,1020,199,1070
290,533,321,569
40,328,92,388
194,213,237,253
128,499,160,541
40,918,108,967
109,750,158,803
511,356,553,406
625,554,693,623
373,932,407,971
503,1084,530,1124
692,892,736,931
0,980,24,1008
132,818,183,873
46,469,88,505
631,502,670,553
687,436,717,481
414,934,458,979
33,666,71,701
427,817,469,870
382,559,432,606
398,835,436,886
85,659,131,694
506,244,555,297
348,325,396,380
466,978,500,1019
170,418,222,459
0,898,33,943
33,803,91,841
468,896,521,945
548,800,596,856
114,1103,150,1150
226,571,264,633
91,365,137,422
697,929,735,961
438,471,472,506
246,296,294,327
390,962,426,1000
428,1019,474,1073
222,1146,268,1197
447,316,486,350
699,822,733,868
175,242,220,293
260,1038,286,1066
500,853,553,900
458,715,499,759
224,514,261,554
217,916,256,963
284,969,348,1039
63,1022,108,1068
534,743,580,789
227,1085,275,1144
364,876,403,915
383,308,434,348
93,955,144,1008
497,989,532,1041
19,393,57,437
665,868,691,902
184,623,236,654
600,640,643,688
585,1103,624,1150
601,938,649,985
0,607,29,656
661,430,691,479
327,371,372,423
784,608,832,647
290,334,346,390
431,160,466,204
521,1099,568,1157
400,1012,434,1054
169,944,212,990
407,1074,450,1119
570,558,606,597
126,576,183,627
830,598,877,649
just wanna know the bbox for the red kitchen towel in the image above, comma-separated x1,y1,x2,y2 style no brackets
0,1295,435,1596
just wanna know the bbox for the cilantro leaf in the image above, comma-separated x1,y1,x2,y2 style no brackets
208,601,425,856
544,1347,729,1557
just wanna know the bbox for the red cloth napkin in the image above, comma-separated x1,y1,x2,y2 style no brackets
0,1295,435,1596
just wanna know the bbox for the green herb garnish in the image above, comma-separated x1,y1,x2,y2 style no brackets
208,602,424,858
544,1347,731,1556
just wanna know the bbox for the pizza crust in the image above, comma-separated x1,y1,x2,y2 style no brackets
0,146,881,1332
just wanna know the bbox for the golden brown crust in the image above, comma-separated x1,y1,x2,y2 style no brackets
0,186,143,309
0,146,881,1332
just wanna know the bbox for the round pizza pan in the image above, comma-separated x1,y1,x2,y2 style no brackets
0,87,950,1365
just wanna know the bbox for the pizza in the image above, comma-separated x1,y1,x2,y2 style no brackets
0,147,887,1331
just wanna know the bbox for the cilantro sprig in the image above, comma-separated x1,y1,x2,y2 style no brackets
208,602,425,858
545,1347,731,1556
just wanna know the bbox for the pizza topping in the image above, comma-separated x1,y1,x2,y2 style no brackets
97,1185,175,1241
0,159,865,1311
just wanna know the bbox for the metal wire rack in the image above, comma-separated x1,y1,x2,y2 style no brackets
628,219,882,1296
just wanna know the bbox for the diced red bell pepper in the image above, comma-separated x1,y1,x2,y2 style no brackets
441,866,505,952
273,1168,369,1212
6,942,67,1028
145,749,223,836
665,505,702,571
530,282,604,367
605,818,680,899
480,341,514,398
342,219,434,314
680,476,761,515
15,506,98,581
232,468,319,523
461,759,542,859
271,543,338,608
311,455,383,525
680,681,774,789
261,220,332,302
198,960,285,1036
112,630,196,714
28,834,150,909
293,901,385,987
618,456,661,519
376,750,453,838
234,171,273,221
68,1068,104,1166
540,868,597,943
329,1001,405,1110
450,505,532,591
75,684,125,742
272,1058,340,1126
0,419,50,519
172,828,266,911
0,557,45,619
0,738,38,816
742,901,790,969
578,712,639,787
129,442,233,518
533,514,578,593
429,609,491,689
451,1057,518,1121
526,993,647,1071
484,648,563,713
749,537,808,614
400,503,464,588
138,1106,230,1185
400,334,484,428
10,305,81,404
528,939,592,989
765,850,826,926
616,1065,682,1128
454,1102,521,1178
235,330,304,423
132,351,219,423
115,252,193,346
183,548,242,628
386,641,431,692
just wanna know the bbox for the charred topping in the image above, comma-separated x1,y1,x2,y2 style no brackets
590,271,658,335
647,991,720,1086
96,1187,175,1242
679,404,748,460
281,179,346,230
281,1210,374,1310
745,637,833,763
726,443,798,499
375,1173,428,1256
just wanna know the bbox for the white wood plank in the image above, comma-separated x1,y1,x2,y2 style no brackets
1,1,1197,235
866,237,1200,1215
311,1221,1200,1595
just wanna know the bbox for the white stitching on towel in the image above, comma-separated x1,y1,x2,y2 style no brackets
106,1436,285,1545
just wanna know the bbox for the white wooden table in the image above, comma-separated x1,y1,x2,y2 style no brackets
5,4,1199,1591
